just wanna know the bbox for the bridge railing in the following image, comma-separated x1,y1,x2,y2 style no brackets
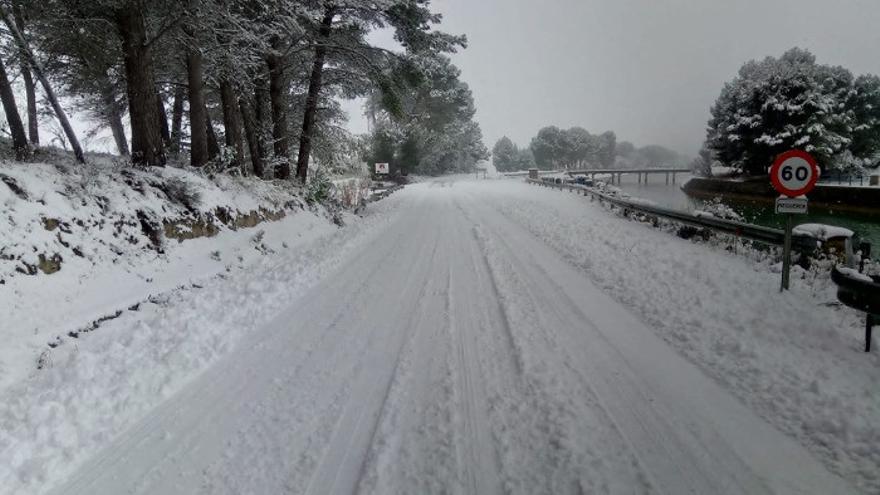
527,178,816,251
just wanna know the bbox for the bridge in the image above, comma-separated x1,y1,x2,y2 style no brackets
567,168,692,185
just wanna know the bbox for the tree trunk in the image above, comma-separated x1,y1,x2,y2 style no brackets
240,96,263,177
156,89,171,149
13,2,38,146
1,5,83,163
186,41,209,167
296,8,336,183
12,1,40,146
20,65,38,145
267,40,289,179
220,79,244,167
98,69,129,156
205,109,220,160
170,85,185,154
254,80,272,173
114,5,165,166
0,56,29,160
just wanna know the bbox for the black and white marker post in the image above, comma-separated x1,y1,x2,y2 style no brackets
769,150,819,291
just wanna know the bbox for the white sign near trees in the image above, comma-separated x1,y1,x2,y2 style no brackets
375,163,389,175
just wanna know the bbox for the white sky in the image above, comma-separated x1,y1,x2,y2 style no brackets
343,0,880,156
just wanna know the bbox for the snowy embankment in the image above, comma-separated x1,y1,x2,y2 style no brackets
462,180,879,493
0,161,399,493
1,161,308,389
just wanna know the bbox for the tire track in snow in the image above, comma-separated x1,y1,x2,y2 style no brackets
445,203,505,495
466,214,651,494
300,208,443,495
355,209,459,494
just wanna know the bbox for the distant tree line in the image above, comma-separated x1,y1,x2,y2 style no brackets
614,141,687,169
493,127,687,172
702,47,880,176
491,136,534,172
0,0,481,182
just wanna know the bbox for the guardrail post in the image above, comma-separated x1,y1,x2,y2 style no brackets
780,213,793,291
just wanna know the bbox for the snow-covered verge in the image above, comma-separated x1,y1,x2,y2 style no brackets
0,161,332,390
465,179,880,494
0,170,406,494
330,176,372,208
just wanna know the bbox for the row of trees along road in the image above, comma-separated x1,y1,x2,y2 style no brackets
361,54,488,176
704,47,880,176
492,126,617,172
492,132,690,173
0,0,474,182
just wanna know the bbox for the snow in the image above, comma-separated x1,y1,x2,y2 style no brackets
837,266,875,283
0,161,315,391
495,180,878,493
794,223,855,241
0,183,403,495
1,176,873,494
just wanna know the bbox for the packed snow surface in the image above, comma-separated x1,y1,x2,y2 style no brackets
2,177,874,494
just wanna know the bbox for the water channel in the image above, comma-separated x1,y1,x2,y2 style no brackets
609,173,880,250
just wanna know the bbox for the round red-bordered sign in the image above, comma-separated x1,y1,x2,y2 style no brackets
770,150,819,197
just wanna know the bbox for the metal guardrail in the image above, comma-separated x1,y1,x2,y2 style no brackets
527,178,816,250
502,170,555,177
370,184,403,200
566,167,692,175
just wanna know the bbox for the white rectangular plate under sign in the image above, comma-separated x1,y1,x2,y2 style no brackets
776,197,808,214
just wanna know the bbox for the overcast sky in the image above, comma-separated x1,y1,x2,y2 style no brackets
344,0,880,157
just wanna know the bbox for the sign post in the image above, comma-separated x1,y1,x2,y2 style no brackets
374,162,389,175
769,150,819,291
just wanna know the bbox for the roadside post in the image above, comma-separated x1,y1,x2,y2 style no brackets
770,150,819,291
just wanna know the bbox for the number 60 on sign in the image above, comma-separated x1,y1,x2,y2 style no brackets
770,150,819,198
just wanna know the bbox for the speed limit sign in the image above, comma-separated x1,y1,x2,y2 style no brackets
770,149,820,292
770,150,819,197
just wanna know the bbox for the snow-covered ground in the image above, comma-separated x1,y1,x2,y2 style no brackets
0,181,401,494
1,176,875,494
0,161,329,390
485,179,878,492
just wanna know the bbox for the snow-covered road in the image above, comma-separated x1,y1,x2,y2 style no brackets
48,178,854,494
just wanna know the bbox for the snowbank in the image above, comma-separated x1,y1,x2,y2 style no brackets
0,161,319,391
794,223,855,241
